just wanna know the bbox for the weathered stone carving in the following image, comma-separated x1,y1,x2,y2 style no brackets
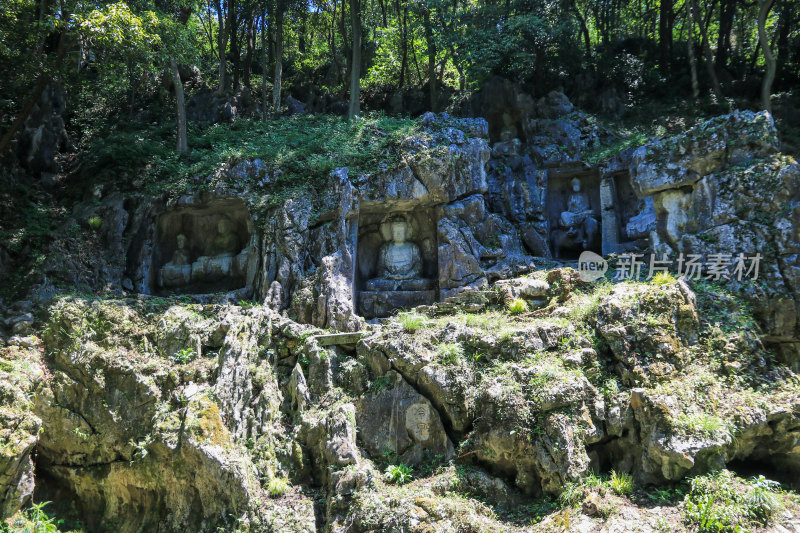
364,217,433,292
157,215,250,291
552,177,599,257
209,218,239,256
159,234,192,287
357,213,438,317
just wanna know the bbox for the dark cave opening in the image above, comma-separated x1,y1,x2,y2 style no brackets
726,456,800,490
31,462,88,531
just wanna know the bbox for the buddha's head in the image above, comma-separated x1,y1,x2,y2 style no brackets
176,234,188,249
217,218,233,235
390,219,408,243
571,177,582,192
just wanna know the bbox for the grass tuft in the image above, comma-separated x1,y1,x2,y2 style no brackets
397,311,428,333
507,298,529,315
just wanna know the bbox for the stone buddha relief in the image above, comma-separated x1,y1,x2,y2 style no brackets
158,216,250,290
552,176,599,257
364,216,435,292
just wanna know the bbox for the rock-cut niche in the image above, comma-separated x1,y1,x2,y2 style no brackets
356,209,438,318
155,199,254,294
547,169,602,259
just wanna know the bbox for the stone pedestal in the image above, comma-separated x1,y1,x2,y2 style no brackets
357,290,436,318
159,264,192,288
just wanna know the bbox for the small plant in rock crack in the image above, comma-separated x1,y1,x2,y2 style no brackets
397,311,428,333
745,476,783,523
384,464,413,484
507,298,528,314
609,470,633,495
268,477,289,498
171,347,197,364
437,342,464,364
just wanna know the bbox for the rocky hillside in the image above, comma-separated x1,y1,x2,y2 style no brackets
1,269,799,532
1,103,800,532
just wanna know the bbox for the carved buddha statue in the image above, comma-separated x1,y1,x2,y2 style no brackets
169,234,191,266
210,218,239,256
365,217,434,292
559,177,598,249
159,234,192,287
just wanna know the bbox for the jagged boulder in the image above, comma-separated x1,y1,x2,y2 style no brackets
631,110,779,196
356,370,454,465
596,280,699,386
0,345,42,519
631,110,800,369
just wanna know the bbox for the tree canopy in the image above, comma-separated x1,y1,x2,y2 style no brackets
1,0,798,157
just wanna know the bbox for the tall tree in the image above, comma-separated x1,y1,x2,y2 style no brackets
347,0,361,118
716,0,735,69
690,0,724,99
242,4,256,87
260,12,269,119
272,0,284,112
659,0,673,74
216,0,228,93
687,0,700,99
170,58,188,153
757,0,776,113
422,3,437,111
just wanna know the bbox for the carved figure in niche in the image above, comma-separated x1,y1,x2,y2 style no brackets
210,218,239,256
364,216,434,291
159,234,192,287
158,216,250,289
554,177,598,254
168,234,191,266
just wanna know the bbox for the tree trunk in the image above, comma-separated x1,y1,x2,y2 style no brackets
242,8,255,88
716,0,735,69
261,13,269,120
272,5,284,113
216,0,228,94
776,0,794,79
758,0,776,113
229,0,240,91
171,58,189,154
659,0,673,74
203,1,216,59
423,7,437,112
687,0,700,100
396,0,407,87
572,0,592,60
348,0,361,119
691,0,723,99
341,0,350,95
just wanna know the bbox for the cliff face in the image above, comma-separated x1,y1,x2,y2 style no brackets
2,108,800,532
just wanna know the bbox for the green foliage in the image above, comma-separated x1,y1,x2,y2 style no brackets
583,132,648,164
384,463,413,485
267,477,289,498
506,298,529,315
609,470,633,496
2,501,82,533
744,477,783,523
170,347,197,364
87,216,102,230
396,311,428,333
673,411,732,440
683,470,786,533
650,271,676,285
558,482,584,506
369,375,392,392
79,114,418,198
436,342,464,364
